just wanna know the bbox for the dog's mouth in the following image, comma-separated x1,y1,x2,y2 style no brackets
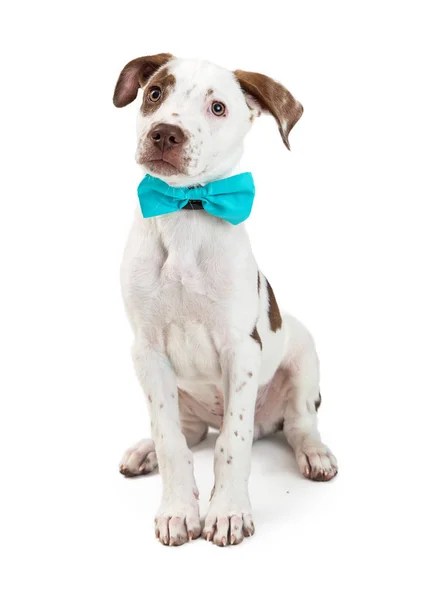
145,158,182,177
137,143,187,177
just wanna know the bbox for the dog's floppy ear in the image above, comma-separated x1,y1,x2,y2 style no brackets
234,70,303,150
113,53,174,108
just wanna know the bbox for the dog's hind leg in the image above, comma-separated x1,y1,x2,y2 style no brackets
281,314,338,481
119,438,157,477
119,390,208,477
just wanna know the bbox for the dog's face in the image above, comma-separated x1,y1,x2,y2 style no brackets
114,54,303,187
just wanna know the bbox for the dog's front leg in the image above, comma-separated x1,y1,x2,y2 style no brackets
132,338,201,545
203,335,261,546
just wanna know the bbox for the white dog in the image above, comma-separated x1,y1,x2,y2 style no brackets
114,54,337,547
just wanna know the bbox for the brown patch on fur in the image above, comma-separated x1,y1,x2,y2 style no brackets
315,393,322,411
113,53,173,108
248,372,253,378
250,326,263,349
234,431,238,436
234,69,303,150
239,414,243,420
205,88,214,98
171,112,179,116
148,395,152,403
141,68,176,115
266,279,282,332
257,271,261,295
236,381,247,393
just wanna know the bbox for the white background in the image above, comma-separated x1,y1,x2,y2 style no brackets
1,1,427,598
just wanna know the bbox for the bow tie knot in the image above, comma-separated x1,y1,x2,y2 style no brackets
137,172,255,225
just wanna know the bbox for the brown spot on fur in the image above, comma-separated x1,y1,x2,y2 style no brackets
234,431,238,436
141,68,176,116
236,381,247,393
241,437,245,441
230,411,233,416
205,88,214,98
234,69,303,150
250,326,263,349
220,447,224,453
248,371,253,378
315,393,322,411
171,112,179,116
160,404,164,409
148,395,152,403
266,279,282,332
257,271,261,295
113,53,173,108
239,414,243,420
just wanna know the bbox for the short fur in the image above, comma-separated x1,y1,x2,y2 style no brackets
114,54,337,547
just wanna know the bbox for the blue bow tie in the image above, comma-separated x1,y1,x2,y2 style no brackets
137,172,255,225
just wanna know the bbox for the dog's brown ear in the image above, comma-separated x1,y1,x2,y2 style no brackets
234,70,303,150
113,53,174,108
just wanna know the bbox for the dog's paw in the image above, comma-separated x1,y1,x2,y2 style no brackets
119,438,158,477
203,495,255,546
155,502,201,546
295,442,338,481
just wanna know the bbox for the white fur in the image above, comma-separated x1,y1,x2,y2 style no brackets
117,58,337,547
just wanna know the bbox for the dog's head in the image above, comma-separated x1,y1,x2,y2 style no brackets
113,54,303,186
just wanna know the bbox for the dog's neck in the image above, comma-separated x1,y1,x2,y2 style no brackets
136,157,253,256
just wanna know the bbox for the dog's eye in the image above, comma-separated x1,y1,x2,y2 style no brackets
211,101,226,116
148,87,162,102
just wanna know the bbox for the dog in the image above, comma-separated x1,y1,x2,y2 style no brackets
113,53,338,547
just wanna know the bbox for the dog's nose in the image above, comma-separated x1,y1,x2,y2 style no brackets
149,123,185,151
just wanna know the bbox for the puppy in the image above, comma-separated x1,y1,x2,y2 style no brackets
113,54,337,547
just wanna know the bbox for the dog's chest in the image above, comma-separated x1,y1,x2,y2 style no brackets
122,213,237,381
160,256,221,367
